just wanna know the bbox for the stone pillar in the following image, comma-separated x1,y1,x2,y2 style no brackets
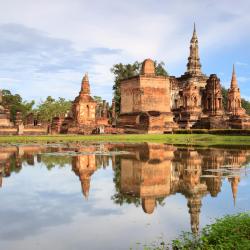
17,123,24,135
111,98,116,126
15,112,23,125
51,117,62,134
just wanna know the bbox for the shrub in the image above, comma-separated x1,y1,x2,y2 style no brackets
139,212,250,250
172,212,250,250
174,129,209,134
174,129,250,135
209,129,250,135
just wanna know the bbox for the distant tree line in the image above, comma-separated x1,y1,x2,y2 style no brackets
1,89,35,121
35,96,72,122
1,90,72,123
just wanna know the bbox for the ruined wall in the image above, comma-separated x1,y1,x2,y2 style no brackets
0,125,48,135
140,76,171,112
78,102,96,124
120,76,171,114
72,99,96,126
120,77,140,114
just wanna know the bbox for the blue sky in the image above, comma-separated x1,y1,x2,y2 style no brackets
0,0,249,103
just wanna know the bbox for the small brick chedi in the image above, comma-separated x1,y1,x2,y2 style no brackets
59,73,110,134
118,24,250,132
73,74,96,125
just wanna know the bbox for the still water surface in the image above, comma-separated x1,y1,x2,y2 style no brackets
0,143,249,250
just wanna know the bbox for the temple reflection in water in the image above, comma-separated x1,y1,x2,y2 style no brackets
0,143,249,234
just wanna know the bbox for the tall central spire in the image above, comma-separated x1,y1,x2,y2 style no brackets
231,64,238,89
193,22,197,39
186,23,202,75
81,73,90,95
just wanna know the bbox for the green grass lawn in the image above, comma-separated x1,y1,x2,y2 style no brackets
0,133,250,146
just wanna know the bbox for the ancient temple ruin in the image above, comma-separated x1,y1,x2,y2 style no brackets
118,59,177,133
0,90,12,128
0,90,48,135
56,73,111,134
117,24,250,132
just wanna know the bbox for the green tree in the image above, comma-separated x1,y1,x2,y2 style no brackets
242,98,250,114
111,61,141,114
41,155,72,170
36,96,72,122
111,61,168,114
1,89,35,121
93,96,103,103
155,61,168,76
221,86,228,110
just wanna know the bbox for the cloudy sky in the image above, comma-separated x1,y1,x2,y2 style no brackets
0,0,249,103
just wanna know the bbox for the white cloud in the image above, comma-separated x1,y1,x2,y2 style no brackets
0,0,250,102
236,62,248,67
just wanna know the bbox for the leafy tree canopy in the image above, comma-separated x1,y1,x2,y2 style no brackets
93,96,103,103
36,96,72,122
1,89,35,121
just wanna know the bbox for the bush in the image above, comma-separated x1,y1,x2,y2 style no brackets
209,129,250,135
174,129,208,134
139,212,250,250
174,129,250,135
172,212,250,250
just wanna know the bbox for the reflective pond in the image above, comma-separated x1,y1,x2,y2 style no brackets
0,143,249,250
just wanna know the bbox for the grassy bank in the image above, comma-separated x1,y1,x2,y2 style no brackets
141,212,250,250
0,134,250,146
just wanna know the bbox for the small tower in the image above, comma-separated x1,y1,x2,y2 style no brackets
72,155,96,200
141,59,155,76
80,73,90,95
80,176,91,199
227,65,246,116
187,194,202,235
0,89,12,127
72,73,97,127
111,98,116,125
186,23,202,75
229,176,240,207
204,74,224,116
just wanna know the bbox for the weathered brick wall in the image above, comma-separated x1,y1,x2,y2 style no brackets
229,117,250,129
76,102,96,125
0,125,48,135
118,113,138,126
23,126,48,135
120,76,171,114
96,117,109,126
120,77,140,113
0,127,17,135
140,76,171,112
